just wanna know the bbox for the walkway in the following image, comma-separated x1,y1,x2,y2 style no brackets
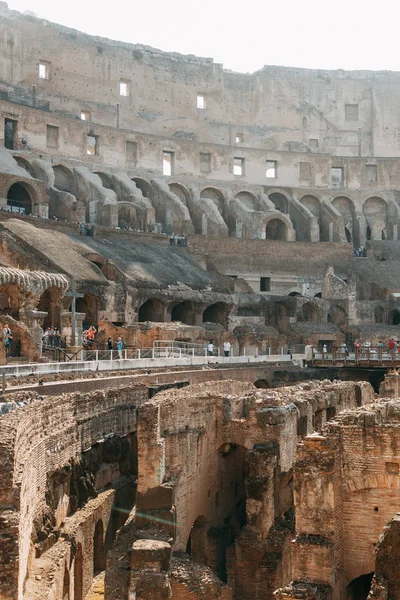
312,346,400,368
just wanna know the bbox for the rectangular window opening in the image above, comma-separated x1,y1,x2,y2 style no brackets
87,135,98,156
366,164,377,183
163,151,174,176
126,141,138,163
345,103,359,121
39,60,50,80
309,138,319,149
331,167,344,189
260,277,271,292
299,162,311,182
46,124,59,149
200,152,211,173
233,157,244,176
266,160,277,178
119,80,130,97
235,133,244,143
4,118,18,150
197,93,205,109
80,111,90,121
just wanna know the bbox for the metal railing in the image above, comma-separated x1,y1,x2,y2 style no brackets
311,346,400,367
0,90,50,111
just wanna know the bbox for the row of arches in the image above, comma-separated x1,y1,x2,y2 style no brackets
138,299,229,326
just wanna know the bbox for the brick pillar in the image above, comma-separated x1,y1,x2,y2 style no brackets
130,539,171,600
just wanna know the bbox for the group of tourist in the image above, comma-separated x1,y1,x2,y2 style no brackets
0,323,13,356
169,234,187,247
353,245,366,257
79,222,95,236
320,338,400,355
107,336,124,359
42,326,64,350
207,341,232,357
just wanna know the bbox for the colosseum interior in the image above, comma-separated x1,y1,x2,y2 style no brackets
3,3,400,599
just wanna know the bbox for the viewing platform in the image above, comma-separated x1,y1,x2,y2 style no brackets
311,346,400,368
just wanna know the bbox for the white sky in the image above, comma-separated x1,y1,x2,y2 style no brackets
5,0,400,74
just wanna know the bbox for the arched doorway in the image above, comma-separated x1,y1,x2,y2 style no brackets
268,192,288,214
346,573,373,600
74,543,83,600
200,187,225,215
265,219,287,241
138,299,165,322
37,287,62,330
235,191,257,211
93,520,105,575
171,301,196,325
169,183,189,206
7,182,33,214
202,303,227,326
254,379,270,389
388,310,400,326
75,293,99,328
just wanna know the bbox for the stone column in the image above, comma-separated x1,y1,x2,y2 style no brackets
19,309,47,360
61,311,85,348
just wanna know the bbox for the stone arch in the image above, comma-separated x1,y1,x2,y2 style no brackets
265,218,288,241
131,177,153,200
93,520,105,575
374,306,385,324
53,164,75,194
6,181,34,214
332,196,355,242
171,301,196,325
254,379,270,389
314,292,322,298
332,305,347,326
268,191,289,214
202,302,228,326
186,515,209,559
235,191,257,211
75,293,99,328
93,171,114,190
138,298,165,322
118,204,137,229
289,291,302,297
169,183,189,206
37,286,63,330
62,565,70,600
14,156,36,177
388,309,400,326
300,194,320,217
0,284,21,319
301,302,318,322
74,542,83,600
346,573,373,600
200,187,225,214
363,196,388,240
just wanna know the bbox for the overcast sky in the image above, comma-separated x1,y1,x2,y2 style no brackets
5,0,400,74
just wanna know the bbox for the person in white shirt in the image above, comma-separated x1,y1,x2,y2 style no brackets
207,342,214,356
223,341,231,357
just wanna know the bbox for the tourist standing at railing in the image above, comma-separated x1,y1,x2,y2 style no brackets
117,337,124,359
223,341,231,357
207,341,214,356
107,337,113,351
4,324,12,357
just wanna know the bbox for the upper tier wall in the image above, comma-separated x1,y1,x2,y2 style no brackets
2,4,400,158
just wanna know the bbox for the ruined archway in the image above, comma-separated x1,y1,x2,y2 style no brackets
235,191,257,211
37,287,63,330
93,520,105,575
53,164,75,194
332,305,347,327
138,299,165,323
268,192,288,214
171,301,196,326
14,156,36,178
118,204,137,229
254,379,270,389
0,284,21,319
75,293,99,328
332,196,355,243
346,573,373,600
363,197,388,241
202,302,228,326
265,218,288,241
169,183,189,206
301,302,318,322
388,310,400,326
200,187,225,215
7,182,33,214
300,195,320,217
131,177,153,200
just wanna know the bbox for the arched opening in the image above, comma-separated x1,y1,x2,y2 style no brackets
131,177,153,200
37,287,62,330
301,303,318,322
363,197,388,241
202,302,227,326
200,187,225,214
53,165,75,194
138,299,165,323
74,293,99,329
332,197,355,243
93,171,114,190
62,566,70,600
93,520,105,575
388,310,400,326
346,573,373,600
169,183,189,206
171,301,196,326
265,218,288,241
0,285,20,319
14,156,36,177
118,205,137,229
7,182,33,214
314,292,322,298
326,406,336,420
186,515,208,561
235,191,257,211
268,192,288,214
332,305,347,327
374,306,385,324
300,195,320,217
289,291,302,297
254,379,270,389
74,543,83,600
